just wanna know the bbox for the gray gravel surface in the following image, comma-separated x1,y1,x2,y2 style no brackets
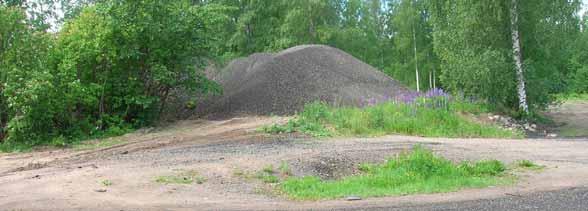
339,187,588,211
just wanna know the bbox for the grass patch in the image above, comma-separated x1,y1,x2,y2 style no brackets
555,93,588,102
72,138,126,151
279,162,293,177
263,101,521,138
0,126,134,153
515,160,544,170
101,179,113,186
559,127,588,137
280,146,512,200
256,165,280,183
155,170,206,185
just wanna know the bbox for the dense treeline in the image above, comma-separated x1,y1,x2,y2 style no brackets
0,0,586,148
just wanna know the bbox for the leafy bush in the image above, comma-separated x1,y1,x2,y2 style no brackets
0,2,229,151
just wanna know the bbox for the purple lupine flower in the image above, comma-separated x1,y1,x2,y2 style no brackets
425,88,449,99
396,92,422,104
368,97,378,106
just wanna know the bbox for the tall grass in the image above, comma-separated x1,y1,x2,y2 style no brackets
281,146,510,200
263,99,522,138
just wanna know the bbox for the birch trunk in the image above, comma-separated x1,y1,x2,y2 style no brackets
510,0,529,114
412,24,420,92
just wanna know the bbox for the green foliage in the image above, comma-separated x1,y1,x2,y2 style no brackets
281,146,510,200
0,1,228,149
429,0,582,111
264,101,521,139
0,5,57,146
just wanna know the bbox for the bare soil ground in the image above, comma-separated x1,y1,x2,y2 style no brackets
1,103,588,211
545,101,588,138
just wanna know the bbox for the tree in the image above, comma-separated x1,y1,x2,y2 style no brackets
0,5,56,144
386,0,436,91
569,13,588,93
509,0,529,114
429,0,581,112
0,0,228,146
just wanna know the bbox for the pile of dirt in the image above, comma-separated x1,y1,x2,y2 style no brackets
199,45,411,117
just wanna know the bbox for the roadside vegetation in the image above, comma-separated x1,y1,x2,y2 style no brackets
280,146,512,200
263,90,522,138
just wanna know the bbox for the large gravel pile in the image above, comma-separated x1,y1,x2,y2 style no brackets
199,45,411,117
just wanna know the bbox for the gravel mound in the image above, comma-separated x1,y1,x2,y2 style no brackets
200,45,411,117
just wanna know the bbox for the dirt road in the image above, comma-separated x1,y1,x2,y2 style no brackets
1,102,588,211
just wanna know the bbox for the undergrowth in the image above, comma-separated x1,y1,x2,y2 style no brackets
263,100,522,138
0,125,133,153
280,146,511,200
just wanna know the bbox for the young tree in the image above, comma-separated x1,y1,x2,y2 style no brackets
386,0,436,91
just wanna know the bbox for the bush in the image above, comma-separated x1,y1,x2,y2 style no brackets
0,2,229,151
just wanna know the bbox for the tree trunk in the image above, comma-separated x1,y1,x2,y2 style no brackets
429,70,432,89
412,24,420,92
433,68,436,88
510,0,530,114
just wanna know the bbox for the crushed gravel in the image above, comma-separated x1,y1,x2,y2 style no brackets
198,45,411,117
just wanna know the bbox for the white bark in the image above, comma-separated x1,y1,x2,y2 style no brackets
429,70,432,89
510,0,529,114
432,68,436,88
412,24,420,92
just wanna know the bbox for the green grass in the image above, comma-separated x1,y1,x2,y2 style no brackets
279,161,292,176
101,179,113,186
559,127,588,137
555,93,588,102
280,146,511,200
263,101,522,138
155,170,206,185
0,126,134,153
72,138,126,151
515,160,544,170
257,165,280,183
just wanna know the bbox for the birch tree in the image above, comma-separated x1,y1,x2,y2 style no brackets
509,0,529,114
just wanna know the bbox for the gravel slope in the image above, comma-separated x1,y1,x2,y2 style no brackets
198,45,411,117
